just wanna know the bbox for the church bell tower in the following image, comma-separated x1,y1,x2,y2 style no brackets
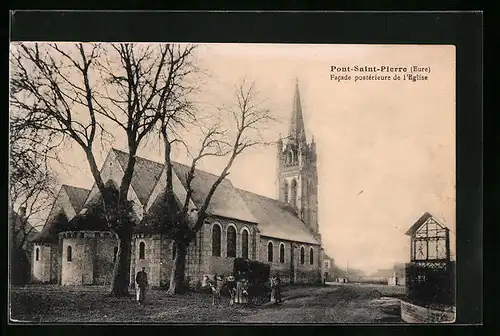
276,79,319,235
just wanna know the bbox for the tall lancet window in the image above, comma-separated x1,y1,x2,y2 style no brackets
284,180,289,203
212,224,222,257
291,179,297,207
226,226,236,258
67,246,72,262
241,229,249,259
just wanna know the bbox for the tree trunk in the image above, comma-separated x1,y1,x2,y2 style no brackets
167,241,188,295
110,234,132,296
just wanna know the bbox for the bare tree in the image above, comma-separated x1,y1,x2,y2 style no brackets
9,42,197,296
9,107,59,285
158,78,275,294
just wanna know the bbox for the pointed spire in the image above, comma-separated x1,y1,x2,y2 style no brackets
287,77,307,145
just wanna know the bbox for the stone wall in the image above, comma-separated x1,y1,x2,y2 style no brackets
130,230,205,289
32,243,52,283
61,236,93,285
49,242,60,283
401,300,456,323
133,234,174,288
198,217,259,281
59,231,116,285
129,239,135,288
259,237,321,284
185,230,202,286
93,235,118,285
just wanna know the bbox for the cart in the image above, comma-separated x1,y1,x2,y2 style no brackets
233,258,271,306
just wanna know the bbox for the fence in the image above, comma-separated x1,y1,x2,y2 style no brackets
405,261,455,306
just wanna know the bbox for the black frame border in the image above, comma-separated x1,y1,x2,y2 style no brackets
7,9,483,334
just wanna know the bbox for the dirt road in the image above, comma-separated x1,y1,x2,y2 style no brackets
10,283,405,323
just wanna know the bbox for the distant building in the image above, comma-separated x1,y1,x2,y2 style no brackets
31,81,325,287
387,263,406,286
322,254,335,282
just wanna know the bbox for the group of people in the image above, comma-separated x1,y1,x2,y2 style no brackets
205,272,282,307
134,266,283,306
204,272,249,306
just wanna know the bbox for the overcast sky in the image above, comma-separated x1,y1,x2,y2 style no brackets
29,43,456,275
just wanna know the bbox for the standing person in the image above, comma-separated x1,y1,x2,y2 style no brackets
215,274,225,305
234,272,247,304
275,274,282,304
226,274,236,306
270,275,276,304
205,275,221,306
270,274,282,304
241,278,249,304
135,267,148,305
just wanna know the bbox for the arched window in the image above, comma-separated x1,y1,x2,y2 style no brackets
284,180,289,203
227,226,237,257
212,224,221,257
309,247,314,265
139,241,145,260
113,246,118,263
267,241,274,262
67,245,72,262
300,246,305,264
172,243,177,260
291,179,297,207
279,243,285,263
241,229,249,259
35,248,39,261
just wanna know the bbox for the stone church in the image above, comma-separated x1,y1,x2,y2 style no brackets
31,81,324,287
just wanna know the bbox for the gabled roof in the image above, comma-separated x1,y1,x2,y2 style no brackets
112,149,164,204
111,149,257,223
31,185,73,244
237,188,320,245
67,179,140,232
135,190,180,234
172,162,258,223
67,189,109,232
405,212,449,236
37,148,321,247
63,185,90,214
31,211,69,244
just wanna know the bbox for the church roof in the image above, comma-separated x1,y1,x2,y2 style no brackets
31,211,69,244
62,185,90,214
37,148,320,246
66,189,110,232
112,148,165,204
32,185,90,243
171,162,258,223
237,189,320,245
136,190,179,234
